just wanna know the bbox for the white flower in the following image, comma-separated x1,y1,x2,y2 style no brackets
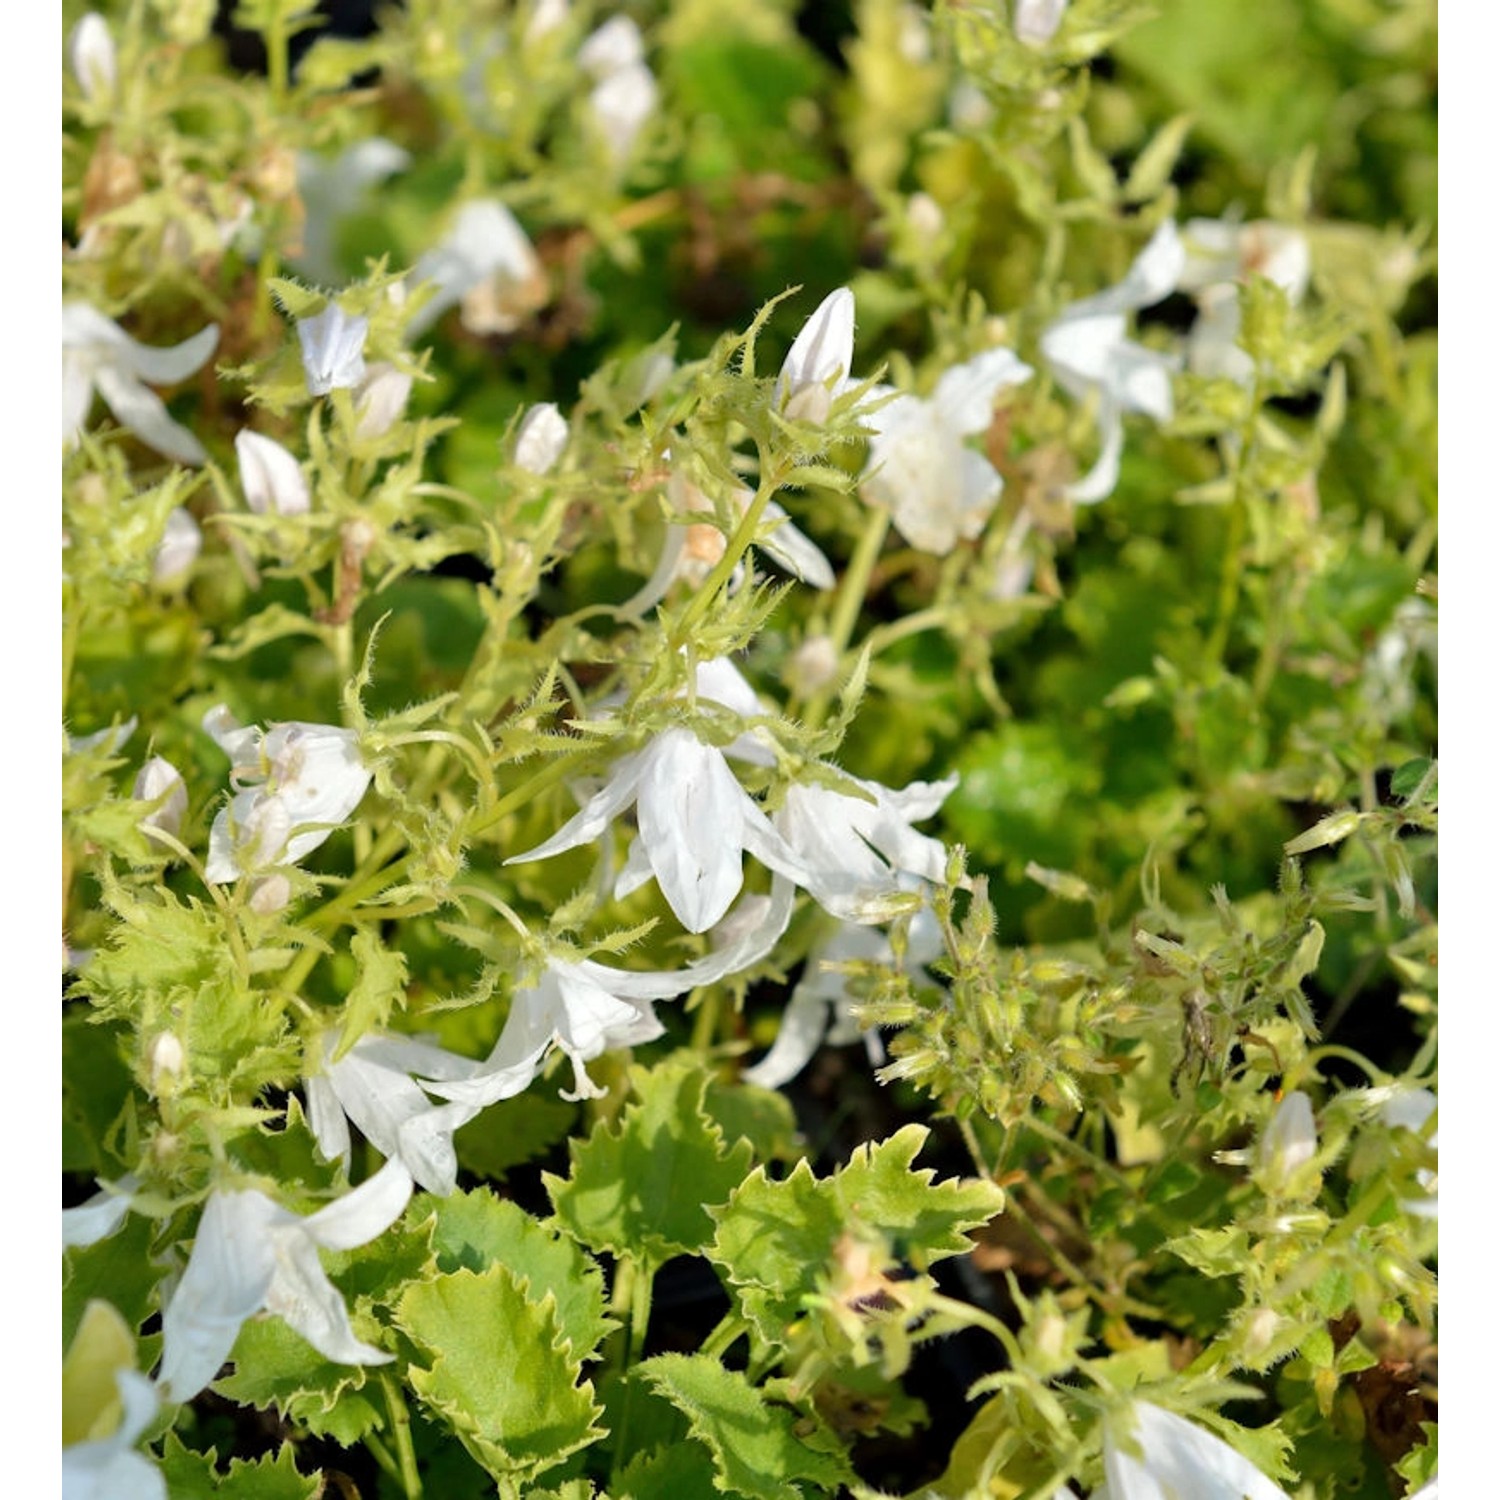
526,0,570,43
1040,222,1184,503
1102,1401,1291,1500
354,362,414,439
580,16,658,163
1255,1090,1318,1195
776,288,857,423
151,508,201,584
62,1368,165,1500
62,1176,139,1249
134,756,188,839
514,402,570,473
507,725,810,933
292,139,410,285
202,707,372,885
1015,0,1067,47
297,305,369,396
407,199,545,338
235,430,310,516
743,902,941,1090
67,717,138,756
1179,219,1311,383
624,467,834,612
774,771,958,923
306,1033,482,1196
861,348,1033,553
578,14,644,74
156,1158,412,1402
63,303,219,466
424,878,795,1103
69,13,117,105
1378,1086,1437,1218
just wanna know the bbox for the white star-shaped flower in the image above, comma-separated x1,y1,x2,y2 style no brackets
157,1158,413,1402
1101,1400,1291,1500
1040,222,1184,503
861,348,1032,554
776,288,857,423
63,303,219,465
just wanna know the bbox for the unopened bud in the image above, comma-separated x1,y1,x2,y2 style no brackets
152,508,202,584
354,363,413,439
70,13,117,105
134,756,188,839
236,431,310,516
514,402,569,474
249,874,292,915
1256,1090,1317,1194
148,1031,186,1090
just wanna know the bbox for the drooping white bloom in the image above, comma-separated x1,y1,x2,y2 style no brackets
861,348,1033,554
424,877,795,1104
507,725,810,933
354,362,414,439
235,430,310,516
292,139,410,285
297,305,369,396
1378,1086,1437,1219
407,199,545,338
1015,0,1067,47
157,1158,412,1402
1178,219,1311,383
776,288,857,423
1040,222,1184,503
306,1033,482,1196
63,303,219,466
134,756,188,839
625,467,834,613
62,1176,139,1249
202,707,372,885
1256,1089,1318,1195
514,402,570,474
69,13,117,105
743,902,941,1090
67,717,138,756
62,1368,166,1500
151,508,202,584
774,771,958,923
579,15,658,163
1102,1400,1291,1500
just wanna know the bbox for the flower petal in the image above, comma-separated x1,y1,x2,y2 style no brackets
302,1157,414,1251
504,746,651,866
776,287,855,419
93,365,208,466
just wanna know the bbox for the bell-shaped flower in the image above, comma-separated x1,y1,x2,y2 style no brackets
580,16,658,163
151,508,201,584
1178,218,1311,383
744,899,941,1090
69,12,117,105
509,724,811,933
625,467,834,613
776,288,857,423
1377,1086,1437,1218
1255,1089,1318,1196
297,305,369,396
202,707,372,885
1040,222,1184,503
425,877,795,1104
134,756,188,839
861,348,1033,554
514,402,570,474
1015,0,1067,46
235,430,310,516
407,199,546,338
306,1032,482,1196
63,1368,165,1500
1102,1400,1291,1500
292,139,410,285
774,769,958,923
63,303,219,466
157,1158,412,1402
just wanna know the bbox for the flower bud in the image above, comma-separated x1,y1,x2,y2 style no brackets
134,755,188,839
236,431,310,516
514,402,569,474
70,13,116,105
148,1031,186,1091
354,363,413,440
152,508,202,585
1256,1090,1317,1195
297,305,369,396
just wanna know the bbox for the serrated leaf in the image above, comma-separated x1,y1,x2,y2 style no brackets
63,1212,161,1351
547,1061,753,1266
700,1073,799,1163
424,1191,613,1362
397,1265,604,1488
335,926,409,1056
158,1433,320,1499
616,1438,721,1499
638,1354,853,1500
455,1089,578,1181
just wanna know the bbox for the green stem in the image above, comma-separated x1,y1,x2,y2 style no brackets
607,1256,656,1489
698,1312,749,1361
802,507,890,731
380,1371,423,1500
1206,375,1266,667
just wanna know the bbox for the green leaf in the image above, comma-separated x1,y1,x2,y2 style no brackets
546,1060,754,1266
424,1191,614,1362
334,927,409,1056
158,1434,320,1499
63,1213,160,1352
397,1265,604,1489
637,1354,853,1500
454,1089,578,1181
616,1438,722,1499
